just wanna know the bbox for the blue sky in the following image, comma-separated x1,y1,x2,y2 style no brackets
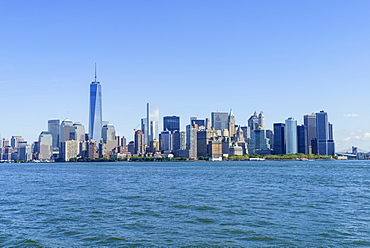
1,1,370,152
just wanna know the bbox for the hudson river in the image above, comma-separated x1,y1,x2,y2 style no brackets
1,161,370,246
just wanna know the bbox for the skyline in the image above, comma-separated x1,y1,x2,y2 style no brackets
1,1,370,151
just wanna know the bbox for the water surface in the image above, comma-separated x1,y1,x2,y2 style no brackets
1,160,370,246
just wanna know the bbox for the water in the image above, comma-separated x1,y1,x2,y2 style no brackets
1,160,370,247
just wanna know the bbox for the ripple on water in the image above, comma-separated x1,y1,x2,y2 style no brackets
196,218,215,223
195,205,217,211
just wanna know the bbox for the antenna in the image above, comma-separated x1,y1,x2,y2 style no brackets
94,63,97,83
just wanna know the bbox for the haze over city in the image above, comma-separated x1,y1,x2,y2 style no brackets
1,1,370,152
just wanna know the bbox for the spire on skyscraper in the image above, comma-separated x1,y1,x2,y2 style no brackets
95,63,97,83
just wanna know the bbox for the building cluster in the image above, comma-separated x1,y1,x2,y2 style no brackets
131,108,335,161
0,109,335,162
0,71,335,162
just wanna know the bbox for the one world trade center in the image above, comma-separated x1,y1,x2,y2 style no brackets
89,65,102,141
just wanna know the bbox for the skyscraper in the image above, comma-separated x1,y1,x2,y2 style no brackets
297,124,308,154
304,114,316,154
102,123,116,143
89,65,102,141
48,119,60,148
273,123,285,155
316,111,335,155
38,131,53,160
285,117,297,154
134,130,145,155
60,119,73,144
163,116,180,132
211,112,228,131
228,109,235,138
71,122,86,141
145,103,159,146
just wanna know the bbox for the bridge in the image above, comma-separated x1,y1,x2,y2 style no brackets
336,146,369,159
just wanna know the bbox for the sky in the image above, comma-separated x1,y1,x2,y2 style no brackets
1,1,370,152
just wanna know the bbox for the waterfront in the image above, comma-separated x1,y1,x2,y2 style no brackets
1,161,370,246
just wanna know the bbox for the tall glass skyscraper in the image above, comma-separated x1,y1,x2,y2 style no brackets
48,119,60,148
89,68,102,141
163,116,180,132
316,111,335,155
285,117,297,154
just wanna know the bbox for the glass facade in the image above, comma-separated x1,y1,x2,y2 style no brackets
285,117,297,154
163,116,180,132
89,82,102,141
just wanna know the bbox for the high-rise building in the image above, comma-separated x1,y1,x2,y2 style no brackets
248,112,259,130
285,117,297,154
297,125,308,154
61,140,80,161
18,145,32,161
60,119,73,144
211,112,228,131
304,114,316,154
228,109,235,138
134,130,145,155
248,128,271,155
258,112,265,129
89,66,103,141
190,117,205,127
145,103,159,146
316,111,335,155
163,116,180,132
102,123,116,152
172,131,186,151
71,122,86,141
159,130,172,152
11,136,23,149
102,124,116,143
48,119,60,148
273,123,285,155
38,131,53,160
186,123,198,159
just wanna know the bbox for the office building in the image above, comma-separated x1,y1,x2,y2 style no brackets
102,124,116,143
211,112,228,131
297,125,308,154
316,111,335,155
71,122,86,141
163,116,180,132
48,119,60,148
304,114,316,154
18,145,32,161
38,131,53,160
285,117,297,154
134,130,145,155
273,123,285,155
11,136,23,149
61,140,80,161
159,130,172,152
186,123,198,159
228,109,235,137
190,117,205,127
248,111,264,130
89,66,103,141
145,103,159,146
248,128,271,155
60,119,73,144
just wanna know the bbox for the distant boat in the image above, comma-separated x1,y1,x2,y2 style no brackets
249,158,265,161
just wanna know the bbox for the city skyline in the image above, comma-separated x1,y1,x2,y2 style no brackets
1,1,370,151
